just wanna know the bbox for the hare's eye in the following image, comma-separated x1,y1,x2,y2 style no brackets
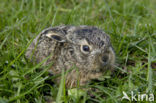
82,45,90,52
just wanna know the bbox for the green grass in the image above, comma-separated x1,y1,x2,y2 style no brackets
0,0,156,103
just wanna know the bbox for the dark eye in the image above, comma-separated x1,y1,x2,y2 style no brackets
82,45,90,52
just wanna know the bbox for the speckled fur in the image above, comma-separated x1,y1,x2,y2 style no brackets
25,25,115,88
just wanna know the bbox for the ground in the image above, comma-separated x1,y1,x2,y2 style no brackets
0,0,156,103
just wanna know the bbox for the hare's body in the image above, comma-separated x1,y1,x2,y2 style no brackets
25,25,115,88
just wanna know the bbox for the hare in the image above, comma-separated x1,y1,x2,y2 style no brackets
25,25,115,88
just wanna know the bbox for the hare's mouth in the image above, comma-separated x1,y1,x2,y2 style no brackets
90,65,109,73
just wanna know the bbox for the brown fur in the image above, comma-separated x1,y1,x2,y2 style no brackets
25,25,115,88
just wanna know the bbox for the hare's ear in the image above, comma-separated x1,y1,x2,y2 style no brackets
43,27,67,42
46,32,66,42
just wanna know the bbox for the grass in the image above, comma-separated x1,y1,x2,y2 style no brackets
0,0,156,102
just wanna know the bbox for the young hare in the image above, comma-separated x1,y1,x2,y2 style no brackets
25,25,115,88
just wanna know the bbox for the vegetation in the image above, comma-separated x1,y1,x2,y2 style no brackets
0,0,155,102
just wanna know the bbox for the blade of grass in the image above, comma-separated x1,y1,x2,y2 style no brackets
9,76,48,102
23,53,53,76
147,38,153,93
56,69,65,103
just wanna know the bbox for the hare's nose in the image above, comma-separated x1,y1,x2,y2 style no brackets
101,55,109,65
